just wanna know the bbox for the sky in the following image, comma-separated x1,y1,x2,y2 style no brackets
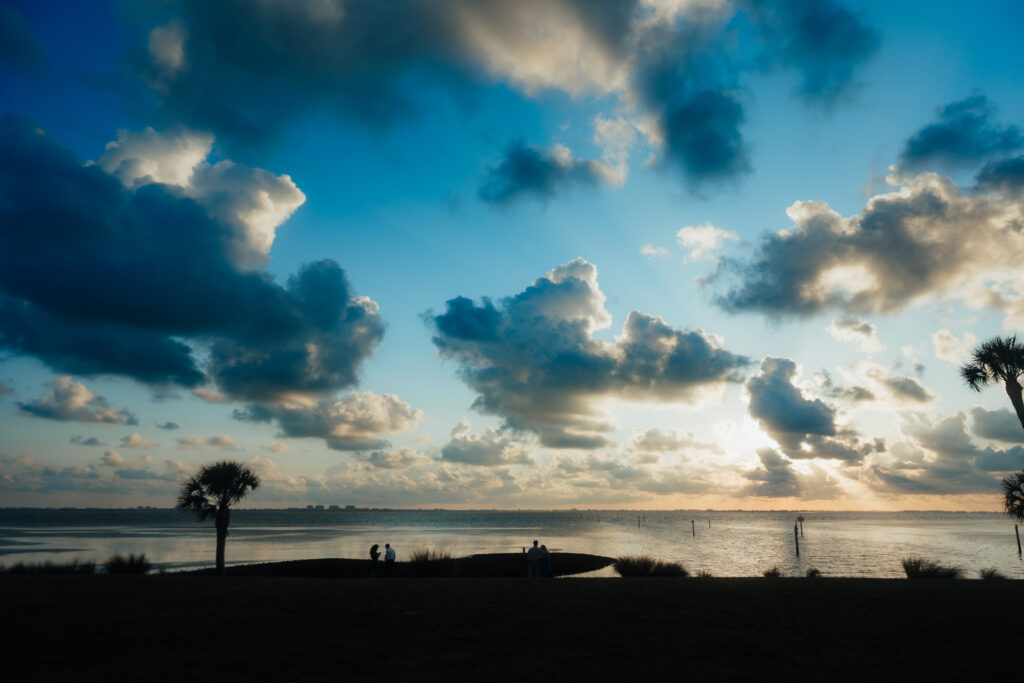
2,0,1024,510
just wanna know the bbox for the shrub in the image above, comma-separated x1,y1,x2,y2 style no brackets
806,567,822,578
695,569,713,578
979,567,1006,580
105,553,151,575
4,559,96,575
613,555,688,577
762,567,782,578
409,548,456,578
901,556,963,579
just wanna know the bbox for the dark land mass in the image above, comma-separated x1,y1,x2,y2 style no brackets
5,574,1022,681
189,553,613,578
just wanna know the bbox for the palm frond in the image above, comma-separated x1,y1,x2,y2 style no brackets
1002,471,1024,523
960,363,990,391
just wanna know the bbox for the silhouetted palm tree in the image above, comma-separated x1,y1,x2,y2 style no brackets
176,461,260,574
960,335,1024,432
1003,471,1024,523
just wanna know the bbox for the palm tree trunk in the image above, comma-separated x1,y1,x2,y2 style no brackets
1005,376,1024,432
215,507,230,575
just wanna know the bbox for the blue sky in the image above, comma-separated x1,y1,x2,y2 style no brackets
2,0,1023,509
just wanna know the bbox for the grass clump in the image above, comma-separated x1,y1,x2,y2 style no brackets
695,569,713,578
979,567,1006,580
4,559,96,575
105,553,151,575
805,568,822,578
901,556,963,579
762,567,782,578
409,548,456,578
613,555,688,577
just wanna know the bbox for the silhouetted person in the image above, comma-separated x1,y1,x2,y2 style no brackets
384,543,395,577
539,544,554,578
369,544,381,577
526,539,542,577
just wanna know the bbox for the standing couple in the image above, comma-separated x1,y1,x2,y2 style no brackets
369,543,396,577
526,539,554,578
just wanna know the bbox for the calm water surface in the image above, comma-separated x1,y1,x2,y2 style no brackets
1,509,1021,578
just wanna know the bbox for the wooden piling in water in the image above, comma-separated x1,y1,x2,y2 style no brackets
691,520,695,537
1016,524,1022,556
794,522,800,557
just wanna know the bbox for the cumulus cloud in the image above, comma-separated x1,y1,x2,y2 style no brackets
100,449,126,468
970,407,1023,443
869,412,1024,494
898,95,1022,172
630,428,724,455
137,1,877,192
234,392,422,451
0,118,385,403
709,171,1024,327
676,223,738,262
826,315,883,353
742,447,842,498
155,421,179,430
120,433,157,449
175,435,238,450
747,357,880,463
478,140,617,204
932,329,978,366
441,422,533,467
430,258,750,448
17,377,137,425
640,243,670,258
353,448,428,470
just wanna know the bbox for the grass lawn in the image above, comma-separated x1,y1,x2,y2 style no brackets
4,575,1022,680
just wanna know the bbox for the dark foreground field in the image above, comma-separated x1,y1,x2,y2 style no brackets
5,575,1022,681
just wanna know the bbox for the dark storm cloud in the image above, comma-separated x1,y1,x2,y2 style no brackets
0,116,383,402
430,259,750,448
0,3,47,75
869,412,1024,495
233,393,421,451
478,140,611,204
742,0,879,104
746,358,879,463
631,21,750,187
708,172,1021,320
976,155,1024,196
140,1,876,193
970,407,1023,444
898,95,1022,172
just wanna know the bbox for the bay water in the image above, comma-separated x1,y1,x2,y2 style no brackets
1,508,1022,578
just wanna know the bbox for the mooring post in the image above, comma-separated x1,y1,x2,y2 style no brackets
691,519,695,537
1016,524,1022,556
637,515,641,528
794,522,800,557
708,518,711,528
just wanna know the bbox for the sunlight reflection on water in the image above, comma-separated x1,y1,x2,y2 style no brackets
1,510,1021,578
